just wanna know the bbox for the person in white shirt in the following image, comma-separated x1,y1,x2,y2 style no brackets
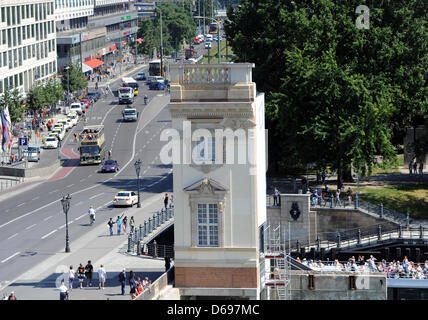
59,280,68,300
88,205,96,225
98,264,107,290
68,266,75,290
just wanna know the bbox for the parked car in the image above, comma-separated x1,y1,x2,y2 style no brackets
50,129,65,141
87,91,100,102
43,136,59,149
67,113,79,126
70,103,83,115
136,72,146,81
57,119,71,131
100,159,119,173
25,145,41,162
80,98,90,109
113,191,138,207
205,41,212,49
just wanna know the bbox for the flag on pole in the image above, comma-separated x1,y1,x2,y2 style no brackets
0,108,2,146
1,107,12,152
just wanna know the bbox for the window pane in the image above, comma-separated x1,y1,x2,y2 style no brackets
198,226,207,246
209,226,218,246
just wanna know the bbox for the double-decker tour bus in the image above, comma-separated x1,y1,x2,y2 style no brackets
79,125,105,165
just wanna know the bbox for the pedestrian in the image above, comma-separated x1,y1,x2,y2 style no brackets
165,257,171,272
59,281,68,300
321,171,326,184
336,189,342,206
413,161,418,175
108,149,112,159
419,162,424,177
169,195,174,208
8,292,17,300
346,187,353,205
95,81,98,90
118,268,126,295
107,218,115,236
77,263,85,289
123,216,128,233
74,132,78,142
409,160,413,175
164,193,169,209
98,264,107,290
129,216,135,234
116,213,125,235
128,270,137,297
68,265,75,290
88,205,96,225
57,134,61,148
2,293,8,300
85,260,94,287
273,187,280,206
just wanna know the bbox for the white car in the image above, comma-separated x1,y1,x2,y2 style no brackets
70,103,83,115
205,41,212,49
67,113,79,126
50,129,65,141
113,191,138,207
57,119,71,131
53,123,64,132
43,136,59,149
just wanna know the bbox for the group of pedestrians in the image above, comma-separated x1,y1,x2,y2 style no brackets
408,160,424,177
107,214,135,236
60,261,108,299
163,193,174,209
122,270,151,299
1,292,17,300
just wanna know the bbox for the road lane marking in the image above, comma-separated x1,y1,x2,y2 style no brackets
49,190,57,194
41,229,58,239
7,233,18,240
31,196,40,201
1,252,21,263
17,203,25,207
66,184,74,188
44,215,53,221
25,224,37,230
58,224,66,230
89,193,104,199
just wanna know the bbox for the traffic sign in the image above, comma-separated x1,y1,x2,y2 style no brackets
19,137,28,146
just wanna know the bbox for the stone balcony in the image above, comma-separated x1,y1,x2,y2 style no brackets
169,63,256,103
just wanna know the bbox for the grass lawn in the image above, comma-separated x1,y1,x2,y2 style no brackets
359,184,428,219
370,154,404,175
200,41,234,64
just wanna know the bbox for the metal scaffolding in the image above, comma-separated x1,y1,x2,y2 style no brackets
260,224,291,300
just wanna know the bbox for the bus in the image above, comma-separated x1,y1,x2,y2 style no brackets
209,22,218,34
149,59,161,76
79,125,105,165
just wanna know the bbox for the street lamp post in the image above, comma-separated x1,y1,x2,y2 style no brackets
134,159,142,208
61,194,72,253
65,66,70,106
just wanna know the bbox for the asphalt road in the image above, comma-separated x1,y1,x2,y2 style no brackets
0,66,174,288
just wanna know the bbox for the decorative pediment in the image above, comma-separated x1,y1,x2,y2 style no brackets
184,178,228,195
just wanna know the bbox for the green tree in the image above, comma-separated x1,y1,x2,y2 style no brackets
61,63,88,93
225,0,427,184
0,89,24,124
26,85,46,113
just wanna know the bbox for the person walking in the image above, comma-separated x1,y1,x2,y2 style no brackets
273,187,280,206
128,270,137,298
413,161,418,176
85,260,94,287
163,193,169,209
74,132,78,142
77,264,85,289
129,216,135,234
107,218,115,236
116,213,125,235
59,281,69,300
118,268,126,295
409,160,413,175
336,189,342,206
419,162,424,177
123,216,128,233
169,195,174,208
68,266,75,290
56,134,61,148
98,264,107,290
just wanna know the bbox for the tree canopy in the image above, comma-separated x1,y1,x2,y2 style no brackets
225,0,428,182
0,89,24,124
137,1,196,55
61,63,88,93
27,78,64,112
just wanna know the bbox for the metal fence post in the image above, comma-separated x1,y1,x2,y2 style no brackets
420,225,424,239
143,220,147,237
139,224,143,241
357,229,361,244
399,225,402,239
336,232,341,248
127,233,132,253
378,224,382,241
380,203,384,219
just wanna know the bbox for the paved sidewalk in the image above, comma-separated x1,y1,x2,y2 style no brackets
0,192,168,300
